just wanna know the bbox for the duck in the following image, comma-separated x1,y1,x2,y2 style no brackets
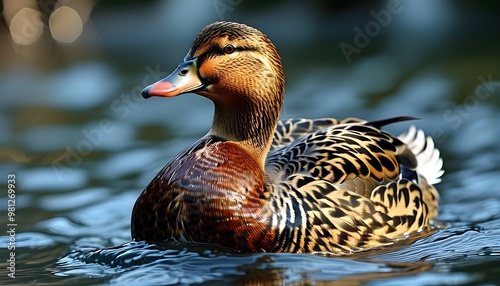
131,21,444,255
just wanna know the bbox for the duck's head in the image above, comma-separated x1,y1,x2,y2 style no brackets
142,21,285,166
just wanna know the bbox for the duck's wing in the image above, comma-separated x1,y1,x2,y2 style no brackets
264,119,443,253
266,119,416,197
271,117,366,151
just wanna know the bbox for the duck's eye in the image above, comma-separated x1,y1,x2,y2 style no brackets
223,44,235,54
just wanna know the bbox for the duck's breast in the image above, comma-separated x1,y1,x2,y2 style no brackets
132,137,276,251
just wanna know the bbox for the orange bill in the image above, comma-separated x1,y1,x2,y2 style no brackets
142,58,204,98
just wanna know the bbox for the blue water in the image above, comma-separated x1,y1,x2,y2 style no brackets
1,1,500,285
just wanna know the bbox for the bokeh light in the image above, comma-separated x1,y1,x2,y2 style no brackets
9,7,43,45
49,6,83,44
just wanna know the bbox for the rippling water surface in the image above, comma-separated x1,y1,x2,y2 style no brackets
1,1,500,285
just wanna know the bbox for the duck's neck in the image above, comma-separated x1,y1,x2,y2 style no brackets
209,91,283,168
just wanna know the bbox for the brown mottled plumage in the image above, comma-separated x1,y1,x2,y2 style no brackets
131,21,444,254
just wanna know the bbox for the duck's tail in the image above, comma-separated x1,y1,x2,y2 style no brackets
398,126,444,185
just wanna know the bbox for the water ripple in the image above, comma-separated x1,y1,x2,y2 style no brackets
49,216,500,286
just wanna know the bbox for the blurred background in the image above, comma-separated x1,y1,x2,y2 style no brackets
1,0,500,285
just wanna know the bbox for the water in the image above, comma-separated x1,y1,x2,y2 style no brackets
1,1,500,285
